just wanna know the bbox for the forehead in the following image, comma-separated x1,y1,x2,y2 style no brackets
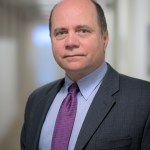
51,0,98,25
54,0,95,9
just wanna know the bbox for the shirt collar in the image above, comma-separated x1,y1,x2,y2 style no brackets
64,62,108,100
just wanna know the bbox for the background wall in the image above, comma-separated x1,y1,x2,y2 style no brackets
0,0,150,149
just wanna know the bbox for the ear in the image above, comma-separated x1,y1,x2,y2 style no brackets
103,31,109,49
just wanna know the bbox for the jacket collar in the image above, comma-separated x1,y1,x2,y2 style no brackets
74,64,120,150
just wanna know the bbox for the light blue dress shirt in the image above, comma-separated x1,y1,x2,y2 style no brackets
39,62,108,150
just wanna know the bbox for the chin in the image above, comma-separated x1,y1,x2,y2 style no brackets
62,64,83,70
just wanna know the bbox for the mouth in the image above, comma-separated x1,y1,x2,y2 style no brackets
63,54,84,62
64,54,84,58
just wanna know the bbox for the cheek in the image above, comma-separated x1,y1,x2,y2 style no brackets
85,40,104,61
52,42,63,57
85,41,102,55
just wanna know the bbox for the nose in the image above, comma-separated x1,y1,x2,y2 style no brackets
65,32,80,50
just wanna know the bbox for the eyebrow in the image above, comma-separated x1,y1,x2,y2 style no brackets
75,25,91,29
54,25,91,30
54,28,67,33
53,25,93,34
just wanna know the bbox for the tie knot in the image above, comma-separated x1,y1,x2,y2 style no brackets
68,82,79,94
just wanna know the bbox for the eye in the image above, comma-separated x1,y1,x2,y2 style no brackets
76,28,91,37
54,30,68,40
78,29,89,33
55,31,66,36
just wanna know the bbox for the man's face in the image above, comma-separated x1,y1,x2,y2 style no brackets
51,0,108,80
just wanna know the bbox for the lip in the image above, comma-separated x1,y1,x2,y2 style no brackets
64,54,84,58
63,54,84,61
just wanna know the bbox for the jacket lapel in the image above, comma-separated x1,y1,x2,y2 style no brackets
74,65,120,150
31,79,64,150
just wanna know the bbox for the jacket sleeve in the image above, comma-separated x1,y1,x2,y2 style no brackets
20,92,35,150
141,110,150,149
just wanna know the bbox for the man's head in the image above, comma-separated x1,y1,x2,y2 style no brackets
49,0,109,81
49,0,107,35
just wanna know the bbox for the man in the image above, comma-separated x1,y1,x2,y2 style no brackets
21,0,150,149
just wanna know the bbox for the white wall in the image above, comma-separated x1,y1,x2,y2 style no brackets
104,0,150,81
129,0,150,81
0,39,18,141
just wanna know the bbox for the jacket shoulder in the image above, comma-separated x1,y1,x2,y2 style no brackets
25,78,64,110
119,74,150,89
118,74,150,103
106,63,150,96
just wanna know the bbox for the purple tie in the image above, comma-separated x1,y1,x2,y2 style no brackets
51,83,79,150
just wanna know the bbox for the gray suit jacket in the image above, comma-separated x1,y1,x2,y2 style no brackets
21,64,150,150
